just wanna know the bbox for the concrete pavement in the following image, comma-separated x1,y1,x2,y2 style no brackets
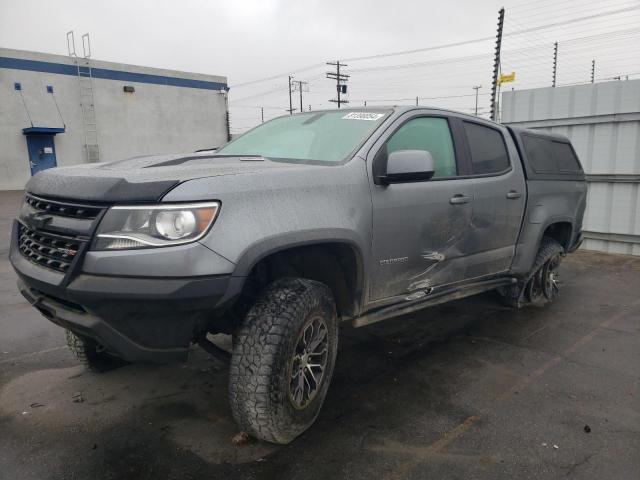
1,190,638,479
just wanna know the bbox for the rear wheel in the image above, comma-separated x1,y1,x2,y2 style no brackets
228,277,338,444
498,237,564,308
541,251,562,301
65,330,127,372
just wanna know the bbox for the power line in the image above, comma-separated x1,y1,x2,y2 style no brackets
228,5,640,95
509,0,635,14
229,3,639,130
343,5,639,62
230,62,324,88
230,83,287,103
349,92,491,103
231,104,283,110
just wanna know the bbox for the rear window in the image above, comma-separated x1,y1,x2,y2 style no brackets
463,122,510,175
522,135,582,174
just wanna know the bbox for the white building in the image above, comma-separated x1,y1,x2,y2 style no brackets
0,47,229,190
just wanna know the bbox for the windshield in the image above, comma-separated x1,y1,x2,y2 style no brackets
215,110,391,163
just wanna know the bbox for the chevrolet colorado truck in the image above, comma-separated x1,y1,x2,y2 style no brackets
10,107,586,444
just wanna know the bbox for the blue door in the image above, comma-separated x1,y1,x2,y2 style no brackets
26,135,57,175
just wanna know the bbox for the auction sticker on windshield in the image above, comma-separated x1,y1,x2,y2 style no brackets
342,112,385,121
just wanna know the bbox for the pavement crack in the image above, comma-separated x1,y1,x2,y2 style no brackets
564,452,597,477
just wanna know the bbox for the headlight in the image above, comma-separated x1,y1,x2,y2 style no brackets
92,202,220,250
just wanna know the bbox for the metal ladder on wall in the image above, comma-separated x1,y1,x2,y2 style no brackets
67,32,100,162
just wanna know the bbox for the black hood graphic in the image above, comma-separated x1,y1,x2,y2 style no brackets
26,153,302,203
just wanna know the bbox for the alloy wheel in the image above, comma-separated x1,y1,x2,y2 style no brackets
542,254,561,300
289,317,329,409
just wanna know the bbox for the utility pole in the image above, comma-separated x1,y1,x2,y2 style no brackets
473,85,482,116
327,61,349,108
223,91,231,142
261,107,264,123
291,80,308,116
552,42,558,87
490,7,505,121
591,59,595,83
287,75,294,115
299,84,304,113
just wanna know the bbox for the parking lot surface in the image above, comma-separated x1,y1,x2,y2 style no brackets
1,190,638,480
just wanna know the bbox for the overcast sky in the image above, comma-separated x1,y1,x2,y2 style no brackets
2,0,638,131
0,0,507,81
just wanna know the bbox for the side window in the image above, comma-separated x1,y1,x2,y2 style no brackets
522,135,555,172
378,117,457,178
551,141,583,172
522,135,583,174
463,121,510,175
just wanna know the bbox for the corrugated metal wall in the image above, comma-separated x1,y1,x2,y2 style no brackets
502,79,640,255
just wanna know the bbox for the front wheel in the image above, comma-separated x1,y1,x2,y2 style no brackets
65,330,127,372
228,278,338,444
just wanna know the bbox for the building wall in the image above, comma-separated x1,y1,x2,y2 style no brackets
0,48,228,190
502,79,640,256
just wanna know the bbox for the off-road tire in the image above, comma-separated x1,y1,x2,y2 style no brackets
228,277,338,444
498,237,564,308
65,329,127,372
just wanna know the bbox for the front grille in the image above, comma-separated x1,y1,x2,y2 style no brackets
25,194,102,220
18,223,81,273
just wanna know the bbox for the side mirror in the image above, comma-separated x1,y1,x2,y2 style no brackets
380,150,435,184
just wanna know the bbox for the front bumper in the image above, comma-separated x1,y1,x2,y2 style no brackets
16,275,231,363
10,219,241,363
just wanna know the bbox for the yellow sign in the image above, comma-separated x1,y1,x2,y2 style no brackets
498,72,516,86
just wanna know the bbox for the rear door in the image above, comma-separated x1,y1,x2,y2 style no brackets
460,120,526,277
367,111,476,303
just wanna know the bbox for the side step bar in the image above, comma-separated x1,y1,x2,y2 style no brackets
353,277,516,328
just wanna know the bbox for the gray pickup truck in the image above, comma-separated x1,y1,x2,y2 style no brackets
10,107,586,444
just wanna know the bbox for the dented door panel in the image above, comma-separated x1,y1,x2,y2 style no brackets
462,122,527,278
369,178,475,301
467,166,526,277
366,110,478,303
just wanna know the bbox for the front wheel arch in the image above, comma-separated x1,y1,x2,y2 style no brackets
231,240,366,320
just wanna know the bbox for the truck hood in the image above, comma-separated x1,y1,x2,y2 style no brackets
26,153,306,203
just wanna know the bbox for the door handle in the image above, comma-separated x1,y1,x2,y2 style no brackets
506,190,522,199
450,194,472,205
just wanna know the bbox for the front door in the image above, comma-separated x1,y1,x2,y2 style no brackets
26,135,57,175
367,113,476,303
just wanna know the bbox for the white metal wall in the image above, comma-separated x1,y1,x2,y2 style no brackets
502,79,640,255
